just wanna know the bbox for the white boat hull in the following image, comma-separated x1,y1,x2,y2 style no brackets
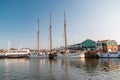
27,53,49,58
97,52,120,58
54,53,85,59
28,52,85,59
5,52,28,58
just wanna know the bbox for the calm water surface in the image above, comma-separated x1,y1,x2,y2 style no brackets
0,58,120,80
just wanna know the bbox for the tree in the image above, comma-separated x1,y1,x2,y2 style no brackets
0,49,5,53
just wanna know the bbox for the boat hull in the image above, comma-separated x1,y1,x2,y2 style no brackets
27,53,49,58
97,52,120,58
54,53,85,59
5,52,28,58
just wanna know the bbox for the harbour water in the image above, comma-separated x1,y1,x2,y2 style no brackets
0,58,120,80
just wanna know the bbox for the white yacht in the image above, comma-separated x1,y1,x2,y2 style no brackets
97,52,120,58
5,48,30,58
54,11,85,59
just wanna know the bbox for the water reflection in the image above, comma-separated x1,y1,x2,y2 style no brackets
1,58,120,80
4,58,29,80
68,58,120,80
99,58,120,72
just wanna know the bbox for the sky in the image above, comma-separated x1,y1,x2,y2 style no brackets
0,0,120,50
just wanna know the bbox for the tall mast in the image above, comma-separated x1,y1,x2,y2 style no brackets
37,19,40,52
50,13,52,51
64,11,67,53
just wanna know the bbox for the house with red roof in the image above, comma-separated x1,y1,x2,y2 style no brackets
97,39,118,52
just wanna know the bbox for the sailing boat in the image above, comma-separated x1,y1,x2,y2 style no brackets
27,19,49,58
55,11,85,58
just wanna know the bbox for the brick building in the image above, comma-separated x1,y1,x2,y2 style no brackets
97,40,118,52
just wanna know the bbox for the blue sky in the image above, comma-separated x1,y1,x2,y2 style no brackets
0,0,120,49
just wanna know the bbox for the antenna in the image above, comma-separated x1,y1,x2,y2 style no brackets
8,41,12,52
8,41,10,53
17,42,23,50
